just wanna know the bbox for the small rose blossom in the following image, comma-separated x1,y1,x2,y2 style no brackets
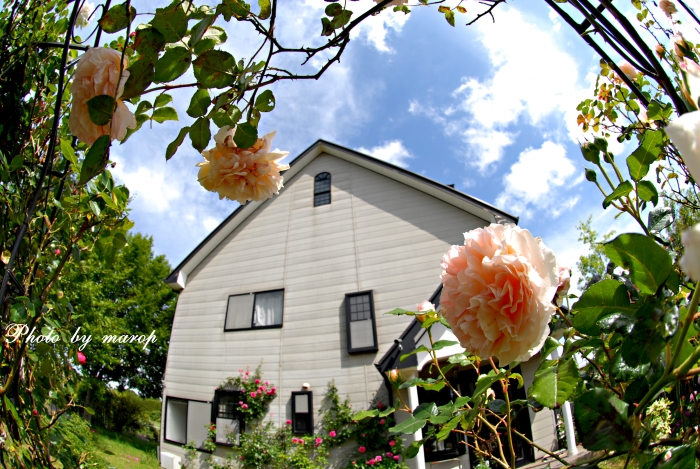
665,451,673,461
299,439,305,445
271,387,277,392
329,430,336,437
265,380,269,385
555,265,571,304
255,379,260,384
440,223,558,363
69,48,136,145
416,300,435,312
75,1,95,29
389,440,396,447
315,437,323,446
618,61,639,80
660,0,678,16
375,456,382,462
261,386,266,392
54,248,61,255
386,452,393,457
251,392,257,398
379,419,385,425
239,401,244,405
286,419,292,425
239,369,244,373
359,446,366,453
245,370,250,375
393,455,400,461
77,351,87,365
197,126,290,203
292,437,298,443
680,224,700,281
32,409,39,416
242,404,248,409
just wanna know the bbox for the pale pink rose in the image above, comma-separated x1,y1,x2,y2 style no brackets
416,300,435,312
659,0,677,16
680,58,700,109
555,265,571,304
665,111,700,180
69,47,136,145
440,223,558,364
197,126,290,204
618,61,639,80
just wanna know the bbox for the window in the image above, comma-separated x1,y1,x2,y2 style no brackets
291,391,313,434
224,289,284,331
164,397,212,449
212,390,243,446
314,172,331,206
345,291,378,353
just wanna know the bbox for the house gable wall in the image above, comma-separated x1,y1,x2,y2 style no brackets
161,152,489,456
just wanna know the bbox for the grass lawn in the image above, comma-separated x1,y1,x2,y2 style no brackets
92,427,161,469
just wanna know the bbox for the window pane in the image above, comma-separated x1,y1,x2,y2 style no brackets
218,394,238,419
226,294,254,330
294,394,309,413
216,417,240,445
187,401,212,448
314,173,330,193
166,399,187,444
348,294,371,321
350,318,374,349
253,290,283,327
314,193,330,206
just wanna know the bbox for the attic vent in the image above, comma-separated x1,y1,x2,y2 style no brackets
314,172,331,206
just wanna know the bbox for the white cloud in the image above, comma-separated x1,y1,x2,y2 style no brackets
358,140,413,168
496,141,578,218
352,6,410,53
110,155,180,213
411,6,590,172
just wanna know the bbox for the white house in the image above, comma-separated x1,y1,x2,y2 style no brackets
159,140,569,469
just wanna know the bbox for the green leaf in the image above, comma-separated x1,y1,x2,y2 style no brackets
152,107,178,123
165,126,190,160
603,180,633,208
403,439,425,459
604,233,672,295
60,139,77,166
620,303,665,367
400,344,429,362
233,122,258,148
443,9,455,26
528,357,579,408
133,27,165,59
136,100,153,114
389,416,427,434
431,340,459,350
154,94,172,108
353,409,379,421
331,9,352,29
122,112,148,143
194,26,228,55
254,89,275,112
151,4,188,42
189,15,216,48
79,136,110,185
454,396,470,408
187,89,211,118
154,47,191,83
325,3,343,16
193,49,236,89
189,117,211,152
573,388,633,452
572,279,637,335
626,130,663,181
657,445,695,469
413,402,438,419
648,207,673,234
98,2,136,33
258,0,271,19
86,95,116,126
321,17,333,36
636,180,658,205
473,370,505,399
89,201,101,217
385,308,415,316
9,154,23,171
436,415,460,441
121,58,155,100
212,105,242,128
217,0,250,21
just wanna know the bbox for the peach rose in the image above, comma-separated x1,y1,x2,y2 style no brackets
440,223,558,364
618,61,639,80
69,47,136,145
416,300,435,312
555,265,571,305
659,0,677,16
197,126,290,204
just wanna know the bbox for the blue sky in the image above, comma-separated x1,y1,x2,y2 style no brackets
102,0,652,289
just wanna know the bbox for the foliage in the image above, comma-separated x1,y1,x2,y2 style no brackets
50,414,108,469
78,381,159,435
645,397,673,440
60,233,176,398
576,215,616,290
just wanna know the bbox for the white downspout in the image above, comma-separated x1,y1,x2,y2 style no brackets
407,384,427,469
550,347,578,456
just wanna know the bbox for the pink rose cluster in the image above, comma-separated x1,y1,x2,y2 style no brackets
197,126,290,204
69,47,136,145
440,223,559,364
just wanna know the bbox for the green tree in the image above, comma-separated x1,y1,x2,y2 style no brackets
61,233,176,398
576,215,615,290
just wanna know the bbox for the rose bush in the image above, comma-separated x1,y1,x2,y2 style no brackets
69,47,136,145
439,223,558,364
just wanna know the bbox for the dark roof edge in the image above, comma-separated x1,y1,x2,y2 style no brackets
165,139,519,287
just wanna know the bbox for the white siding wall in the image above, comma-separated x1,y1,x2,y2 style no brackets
520,358,558,459
161,153,488,458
